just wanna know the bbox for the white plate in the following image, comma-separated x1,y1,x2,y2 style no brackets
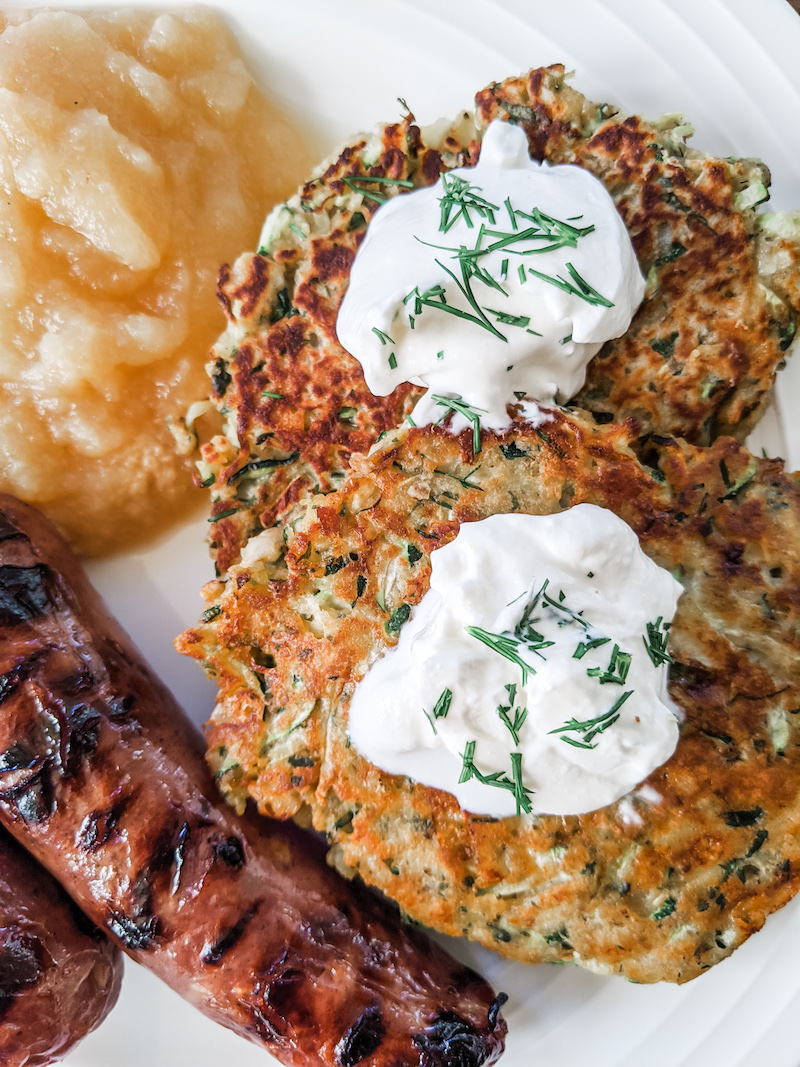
31,0,799,1063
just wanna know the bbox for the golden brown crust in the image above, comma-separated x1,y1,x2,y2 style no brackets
180,412,800,984
200,114,453,574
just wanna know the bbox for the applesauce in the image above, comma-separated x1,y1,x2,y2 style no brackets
0,7,314,555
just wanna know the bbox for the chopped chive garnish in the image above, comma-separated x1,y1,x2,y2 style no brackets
521,577,589,632
431,394,486,453
501,258,509,280
459,742,514,788
504,197,517,230
434,258,506,339
497,692,528,745
342,177,386,203
348,175,414,186
573,636,611,660
436,350,444,360
465,626,533,684
565,262,615,307
406,413,416,427
288,222,305,240
372,327,395,345
438,173,500,233
458,741,478,784
433,688,452,719
454,216,594,261
226,452,301,485
458,743,533,814
549,690,633,748
388,352,398,370
560,734,597,750
643,617,674,666
586,643,633,685
518,263,527,284
342,174,414,203
262,391,283,399
560,334,573,345
528,261,614,307
208,507,241,522
424,686,453,734
484,308,531,328
512,581,559,656
433,465,483,490
510,751,533,815
405,273,505,339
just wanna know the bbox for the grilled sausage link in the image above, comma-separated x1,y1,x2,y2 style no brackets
0,494,506,1067
0,825,122,1066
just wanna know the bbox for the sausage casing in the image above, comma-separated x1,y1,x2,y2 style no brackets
0,494,506,1067
0,825,122,1067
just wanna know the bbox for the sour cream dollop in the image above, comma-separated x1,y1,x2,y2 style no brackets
348,506,682,817
337,120,645,430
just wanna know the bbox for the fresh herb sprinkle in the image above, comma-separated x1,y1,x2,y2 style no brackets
465,626,534,685
549,690,633,749
372,327,395,345
642,617,674,667
432,394,487,453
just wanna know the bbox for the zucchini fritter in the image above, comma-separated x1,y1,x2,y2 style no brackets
179,413,800,984
179,64,800,985
192,65,800,574
478,67,800,440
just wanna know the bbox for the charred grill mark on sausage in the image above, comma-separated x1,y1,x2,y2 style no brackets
487,993,508,1032
335,1006,386,1066
0,515,23,544
413,1011,500,1067
0,740,55,826
107,910,159,952
171,821,192,894
0,826,122,1059
212,833,245,869
201,903,260,965
0,930,43,1021
0,565,54,625
78,794,131,852
0,651,47,707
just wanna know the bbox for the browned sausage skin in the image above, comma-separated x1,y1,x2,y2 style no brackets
0,825,122,1067
0,494,506,1067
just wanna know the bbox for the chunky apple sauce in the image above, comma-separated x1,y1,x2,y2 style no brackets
0,7,312,554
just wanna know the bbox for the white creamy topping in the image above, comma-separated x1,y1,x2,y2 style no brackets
337,121,645,432
348,506,682,817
